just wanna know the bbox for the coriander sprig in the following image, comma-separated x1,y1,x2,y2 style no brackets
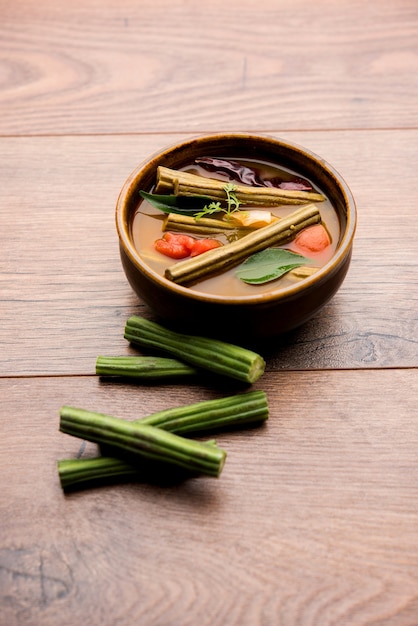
195,183,242,220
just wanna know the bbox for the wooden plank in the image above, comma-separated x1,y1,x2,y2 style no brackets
1,130,417,375
0,0,417,135
1,370,417,625
0,131,418,375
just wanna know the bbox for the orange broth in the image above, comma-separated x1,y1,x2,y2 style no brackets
131,159,340,296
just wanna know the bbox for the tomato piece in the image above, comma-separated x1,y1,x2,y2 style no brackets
154,238,188,258
163,232,196,249
190,238,223,257
154,232,222,259
154,232,196,259
293,224,331,254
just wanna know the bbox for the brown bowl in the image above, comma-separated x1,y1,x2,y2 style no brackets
116,133,356,345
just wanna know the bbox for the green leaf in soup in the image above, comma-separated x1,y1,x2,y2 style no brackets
139,190,215,216
236,249,312,285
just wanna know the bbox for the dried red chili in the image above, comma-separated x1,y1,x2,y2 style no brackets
195,157,313,191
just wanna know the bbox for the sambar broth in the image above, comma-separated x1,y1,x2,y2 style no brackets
131,158,340,296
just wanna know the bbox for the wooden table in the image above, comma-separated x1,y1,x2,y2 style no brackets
1,1,417,624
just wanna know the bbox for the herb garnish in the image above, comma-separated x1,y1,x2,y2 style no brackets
236,249,312,285
194,183,242,220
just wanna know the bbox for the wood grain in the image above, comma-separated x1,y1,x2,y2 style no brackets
1,130,417,376
1,370,417,626
1,1,418,624
0,0,417,135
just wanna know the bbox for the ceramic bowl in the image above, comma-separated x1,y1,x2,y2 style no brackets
116,133,356,345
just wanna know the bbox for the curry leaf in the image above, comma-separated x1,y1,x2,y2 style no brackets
139,190,214,215
236,249,312,285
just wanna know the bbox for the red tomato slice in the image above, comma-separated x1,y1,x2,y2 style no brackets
154,232,196,259
293,224,331,254
190,238,223,257
154,233,223,259
163,232,196,249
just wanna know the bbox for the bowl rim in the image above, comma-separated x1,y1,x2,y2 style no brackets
116,132,357,305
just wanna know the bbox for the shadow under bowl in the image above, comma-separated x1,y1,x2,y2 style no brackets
116,133,356,345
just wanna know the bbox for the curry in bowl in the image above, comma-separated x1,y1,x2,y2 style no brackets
116,133,356,341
